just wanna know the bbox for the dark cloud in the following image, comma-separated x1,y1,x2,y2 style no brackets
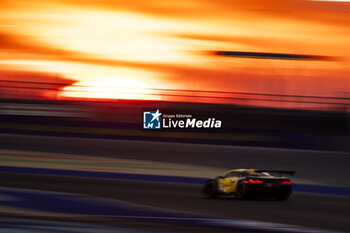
0,69,74,84
213,51,335,61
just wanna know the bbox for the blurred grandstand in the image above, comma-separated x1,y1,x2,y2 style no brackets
0,79,349,151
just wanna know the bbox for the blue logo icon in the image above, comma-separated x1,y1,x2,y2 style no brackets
143,109,162,129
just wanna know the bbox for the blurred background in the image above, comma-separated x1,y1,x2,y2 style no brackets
0,0,349,233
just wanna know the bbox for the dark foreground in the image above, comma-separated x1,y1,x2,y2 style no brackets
0,172,349,232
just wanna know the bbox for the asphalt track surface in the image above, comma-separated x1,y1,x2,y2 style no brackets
1,173,349,232
0,133,349,232
0,134,349,186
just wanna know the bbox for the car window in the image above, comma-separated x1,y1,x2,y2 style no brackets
225,172,238,178
251,172,271,177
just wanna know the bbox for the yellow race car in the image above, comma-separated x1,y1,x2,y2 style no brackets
203,169,294,200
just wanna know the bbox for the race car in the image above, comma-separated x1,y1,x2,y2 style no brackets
203,169,294,200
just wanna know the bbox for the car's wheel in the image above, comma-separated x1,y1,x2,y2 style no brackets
203,180,218,198
235,182,248,199
277,192,290,201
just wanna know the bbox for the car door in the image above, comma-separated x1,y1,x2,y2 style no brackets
219,172,241,194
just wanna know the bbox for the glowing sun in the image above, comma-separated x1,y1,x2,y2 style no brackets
60,77,160,100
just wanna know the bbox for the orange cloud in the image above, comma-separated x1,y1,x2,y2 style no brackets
0,0,349,108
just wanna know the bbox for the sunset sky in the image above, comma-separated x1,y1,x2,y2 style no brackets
0,0,350,107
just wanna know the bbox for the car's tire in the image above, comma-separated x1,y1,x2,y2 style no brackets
277,192,290,201
235,182,248,199
203,180,218,198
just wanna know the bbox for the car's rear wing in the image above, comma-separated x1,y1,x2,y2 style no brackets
256,170,295,176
